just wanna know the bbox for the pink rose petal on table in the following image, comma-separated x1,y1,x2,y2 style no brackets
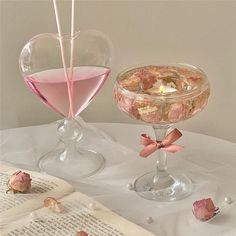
76,231,88,236
44,197,64,213
6,171,32,193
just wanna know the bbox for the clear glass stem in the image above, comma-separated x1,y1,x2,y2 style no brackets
152,124,174,189
57,118,83,162
38,118,105,181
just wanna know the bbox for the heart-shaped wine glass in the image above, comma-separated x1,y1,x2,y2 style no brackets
19,30,113,181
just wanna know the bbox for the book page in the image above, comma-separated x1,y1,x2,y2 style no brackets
0,164,74,223
1,192,155,236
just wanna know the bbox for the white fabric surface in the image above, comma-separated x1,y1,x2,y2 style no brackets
0,121,236,236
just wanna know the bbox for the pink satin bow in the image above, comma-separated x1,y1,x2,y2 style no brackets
140,128,183,158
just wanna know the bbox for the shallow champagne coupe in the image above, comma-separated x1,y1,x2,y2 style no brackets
113,64,210,201
19,30,113,182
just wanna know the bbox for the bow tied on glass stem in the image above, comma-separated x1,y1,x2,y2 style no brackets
140,128,183,158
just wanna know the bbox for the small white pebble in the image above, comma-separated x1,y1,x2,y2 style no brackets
88,202,97,210
29,212,41,223
126,183,134,191
146,216,154,224
30,212,37,219
53,203,64,213
151,190,157,195
224,196,233,204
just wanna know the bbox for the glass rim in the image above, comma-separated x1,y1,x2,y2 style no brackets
22,29,113,41
18,29,114,75
115,63,210,100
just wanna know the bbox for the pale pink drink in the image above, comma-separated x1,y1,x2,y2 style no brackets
24,66,110,118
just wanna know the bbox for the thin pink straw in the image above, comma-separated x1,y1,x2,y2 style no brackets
69,0,75,80
52,0,74,118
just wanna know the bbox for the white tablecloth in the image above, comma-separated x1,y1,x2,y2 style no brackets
0,121,236,236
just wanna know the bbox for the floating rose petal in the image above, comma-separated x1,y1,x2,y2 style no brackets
140,76,156,90
132,99,162,123
119,76,140,91
6,171,32,193
118,93,135,114
44,197,64,213
191,90,209,115
132,69,158,90
167,103,185,123
186,76,202,87
139,105,162,123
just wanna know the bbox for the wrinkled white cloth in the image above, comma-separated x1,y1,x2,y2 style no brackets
0,121,236,236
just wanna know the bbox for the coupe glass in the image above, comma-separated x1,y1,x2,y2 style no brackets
113,64,210,201
19,30,113,182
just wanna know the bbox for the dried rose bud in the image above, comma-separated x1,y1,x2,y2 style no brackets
76,231,88,236
6,171,32,193
193,198,219,221
44,197,64,213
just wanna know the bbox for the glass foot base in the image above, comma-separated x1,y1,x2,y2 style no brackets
38,147,105,182
134,171,193,201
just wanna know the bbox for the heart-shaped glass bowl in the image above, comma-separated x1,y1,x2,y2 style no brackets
19,30,113,182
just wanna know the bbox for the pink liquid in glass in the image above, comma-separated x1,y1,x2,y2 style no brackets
24,66,110,117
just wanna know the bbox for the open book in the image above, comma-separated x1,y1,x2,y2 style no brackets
0,164,155,236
